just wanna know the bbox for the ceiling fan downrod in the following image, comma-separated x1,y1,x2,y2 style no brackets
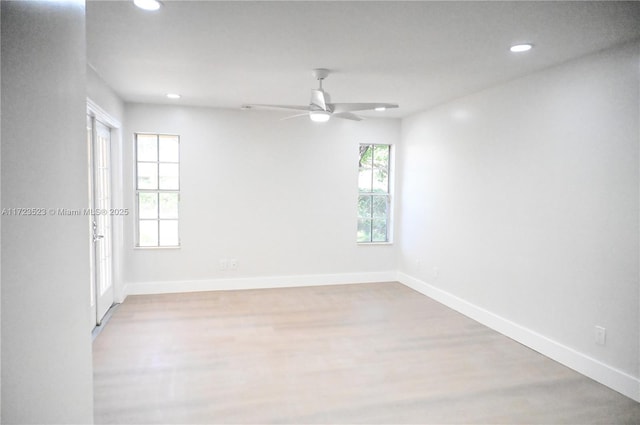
312,68,330,89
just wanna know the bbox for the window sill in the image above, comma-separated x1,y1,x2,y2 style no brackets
357,242,393,246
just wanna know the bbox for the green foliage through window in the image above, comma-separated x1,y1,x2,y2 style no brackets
358,144,390,243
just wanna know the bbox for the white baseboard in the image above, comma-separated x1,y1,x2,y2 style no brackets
396,271,640,403
124,271,396,297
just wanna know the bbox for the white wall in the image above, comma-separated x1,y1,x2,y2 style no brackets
398,42,639,395
87,66,124,123
123,104,399,292
1,1,94,423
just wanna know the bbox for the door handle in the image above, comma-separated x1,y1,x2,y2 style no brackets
92,220,103,242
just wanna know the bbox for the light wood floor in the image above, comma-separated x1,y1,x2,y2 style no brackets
93,282,640,424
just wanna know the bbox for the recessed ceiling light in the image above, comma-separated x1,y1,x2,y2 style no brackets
374,106,387,112
510,43,533,53
166,93,181,99
134,0,161,11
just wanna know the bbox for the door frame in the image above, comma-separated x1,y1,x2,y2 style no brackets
90,117,114,324
87,98,123,328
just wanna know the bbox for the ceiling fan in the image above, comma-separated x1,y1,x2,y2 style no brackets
242,69,398,122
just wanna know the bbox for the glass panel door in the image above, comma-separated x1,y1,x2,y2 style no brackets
89,116,114,327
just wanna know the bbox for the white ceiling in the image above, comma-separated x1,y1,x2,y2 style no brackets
87,1,640,119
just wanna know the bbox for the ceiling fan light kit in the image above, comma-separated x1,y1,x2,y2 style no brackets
133,0,161,11
510,43,533,53
310,110,331,123
244,69,398,123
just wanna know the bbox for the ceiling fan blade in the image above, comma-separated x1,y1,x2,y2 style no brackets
280,113,309,121
333,112,363,121
243,104,311,111
331,103,399,113
310,89,327,111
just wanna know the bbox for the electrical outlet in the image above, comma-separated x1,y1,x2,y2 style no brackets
229,259,238,271
432,266,440,280
219,259,228,271
594,326,606,346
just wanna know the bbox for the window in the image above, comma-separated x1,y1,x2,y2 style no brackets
357,144,391,243
135,133,180,247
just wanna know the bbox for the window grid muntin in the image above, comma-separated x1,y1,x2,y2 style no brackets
135,133,180,247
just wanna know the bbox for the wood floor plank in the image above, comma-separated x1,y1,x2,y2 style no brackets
93,282,640,424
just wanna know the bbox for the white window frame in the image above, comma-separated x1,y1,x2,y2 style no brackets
134,133,180,248
357,143,392,244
